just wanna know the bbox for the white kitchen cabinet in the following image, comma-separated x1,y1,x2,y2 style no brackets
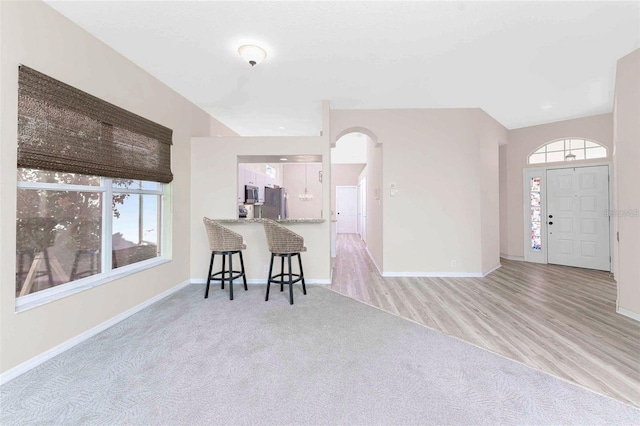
237,165,245,203
257,173,266,203
245,169,257,186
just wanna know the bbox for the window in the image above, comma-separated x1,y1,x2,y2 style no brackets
266,164,277,179
528,139,607,164
529,177,542,251
15,66,173,308
16,168,164,300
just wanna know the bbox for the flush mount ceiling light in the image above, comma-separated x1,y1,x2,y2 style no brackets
238,44,267,66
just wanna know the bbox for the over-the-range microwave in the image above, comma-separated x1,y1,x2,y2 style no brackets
244,185,259,204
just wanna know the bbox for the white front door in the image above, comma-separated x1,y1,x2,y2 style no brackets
336,186,358,234
546,166,610,271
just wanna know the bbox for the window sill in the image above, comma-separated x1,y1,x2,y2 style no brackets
15,257,171,313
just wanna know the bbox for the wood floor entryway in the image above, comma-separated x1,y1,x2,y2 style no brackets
329,234,640,407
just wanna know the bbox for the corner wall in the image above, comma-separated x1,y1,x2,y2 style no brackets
501,113,613,258
613,48,640,318
0,1,223,375
476,110,508,274
331,108,502,276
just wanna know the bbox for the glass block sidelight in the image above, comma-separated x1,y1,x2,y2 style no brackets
530,177,542,251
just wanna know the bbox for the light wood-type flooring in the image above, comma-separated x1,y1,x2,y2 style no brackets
329,234,640,407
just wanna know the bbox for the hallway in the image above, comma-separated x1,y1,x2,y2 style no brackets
329,234,640,407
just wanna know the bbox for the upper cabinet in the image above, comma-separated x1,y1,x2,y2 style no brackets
237,163,283,204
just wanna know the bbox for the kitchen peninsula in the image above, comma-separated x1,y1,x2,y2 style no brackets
216,218,325,224
190,136,331,286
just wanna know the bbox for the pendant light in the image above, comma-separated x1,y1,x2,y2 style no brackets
565,142,576,161
298,164,314,202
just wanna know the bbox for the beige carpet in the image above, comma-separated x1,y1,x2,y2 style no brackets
1,284,638,425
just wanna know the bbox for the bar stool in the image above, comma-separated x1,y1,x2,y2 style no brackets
203,217,247,300
262,219,307,305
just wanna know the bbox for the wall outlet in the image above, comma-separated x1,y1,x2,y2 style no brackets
450,260,457,268
263,264,269,273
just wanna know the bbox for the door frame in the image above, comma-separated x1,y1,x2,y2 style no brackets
336,185,358,234
522,162,613,270
357,177,367,242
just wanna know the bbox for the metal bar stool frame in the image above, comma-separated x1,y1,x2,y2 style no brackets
263,219,307,305
203,218,247,300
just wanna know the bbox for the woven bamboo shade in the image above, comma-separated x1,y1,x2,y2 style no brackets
17,65,174,183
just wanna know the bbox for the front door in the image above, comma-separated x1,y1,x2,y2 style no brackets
336,186,358,234
546,165,610,271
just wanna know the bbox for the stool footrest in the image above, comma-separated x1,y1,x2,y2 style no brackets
268,272,303,285
208,270,245,281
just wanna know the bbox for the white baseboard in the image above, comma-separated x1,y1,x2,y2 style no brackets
500,253,525,261
190,278,331,285
365,246,383,276
0,280,191,386
482,263,502,277
617,307,640,322
381,271,485,278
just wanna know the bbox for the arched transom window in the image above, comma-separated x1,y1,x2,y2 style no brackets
528,138,607,164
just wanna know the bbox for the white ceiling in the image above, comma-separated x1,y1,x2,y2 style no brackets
46,1,639,136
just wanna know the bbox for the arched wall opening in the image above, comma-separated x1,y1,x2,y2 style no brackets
330,127,383,274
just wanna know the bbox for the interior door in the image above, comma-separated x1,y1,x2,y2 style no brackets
336,186,358,234
546,165,610,271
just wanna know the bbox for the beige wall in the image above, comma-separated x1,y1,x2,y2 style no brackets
499,145,509,257
364,135,384,270
190,136,331,283
613,49,640,318
331,108,502,275
477,110,508,273
0,1,229,374
501,113,613,258
330,164,365,219
282,163,323,219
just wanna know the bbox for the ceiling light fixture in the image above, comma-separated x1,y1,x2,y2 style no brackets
280,158,288,161
238,44,267,66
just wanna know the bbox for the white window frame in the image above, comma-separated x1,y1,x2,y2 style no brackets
528,138,608,165
16,176,167,312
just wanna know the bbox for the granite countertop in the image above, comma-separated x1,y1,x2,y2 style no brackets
215,218,325,224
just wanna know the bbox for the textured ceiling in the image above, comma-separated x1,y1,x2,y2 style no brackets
46,1,640,136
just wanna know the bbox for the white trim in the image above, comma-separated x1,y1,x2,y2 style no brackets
365,246,383,275
381,271,484,278
500,253,525,261
1,279,190,386
190,278,331,285
16,258,170,312
17,181,105,192
617,307,640,322
482,263,502,276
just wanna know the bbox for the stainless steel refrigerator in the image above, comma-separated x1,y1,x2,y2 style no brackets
263,187,288,220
